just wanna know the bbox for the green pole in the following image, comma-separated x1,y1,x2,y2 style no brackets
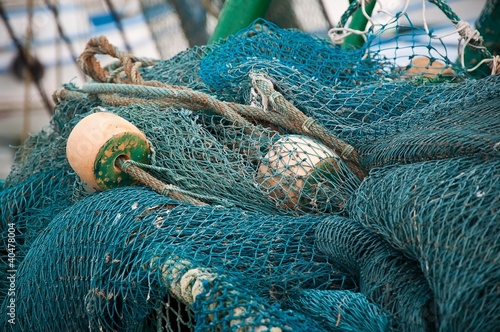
342,0,377,50
209,0,272,44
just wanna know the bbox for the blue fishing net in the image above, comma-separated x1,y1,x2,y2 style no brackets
5,186,352,331
349,156,500,331
1,1,499,330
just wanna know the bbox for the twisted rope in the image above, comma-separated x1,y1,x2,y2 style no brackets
116,156,222,206
77,36,164,86
329,0,375,46
76,36,367,180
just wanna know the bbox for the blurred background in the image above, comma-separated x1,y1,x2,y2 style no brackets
0,0,487,178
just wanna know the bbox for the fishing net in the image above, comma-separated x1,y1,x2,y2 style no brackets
349,156,500,331
316,216,436,331
280,289,391,332
5,186,353,331
1,0,499,330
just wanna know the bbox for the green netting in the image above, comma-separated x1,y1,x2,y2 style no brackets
281,289,391,332
316,216,435,331
349,76,500,169
349,156,499,331
4,186,352,331
1,1,499,330
0,170,75,300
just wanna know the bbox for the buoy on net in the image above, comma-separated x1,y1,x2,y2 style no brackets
66,111,150,190
257,135,343,211
404,56,455,78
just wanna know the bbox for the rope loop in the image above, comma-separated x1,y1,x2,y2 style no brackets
77,36,158,84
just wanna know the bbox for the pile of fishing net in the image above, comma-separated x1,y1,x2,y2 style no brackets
1,5,499,332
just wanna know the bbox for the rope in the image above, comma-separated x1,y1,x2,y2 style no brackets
79,80,366,180
332,0,497,75
425,0,496,74
454,20,497,74
77,36,160,85
247,73,366,179
116,156,216,206
82,82,254,128
77,36,367,180
328,0,376,48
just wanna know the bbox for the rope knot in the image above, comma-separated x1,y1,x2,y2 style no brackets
341,145,355,159
456,21,483,47
118,158,132,173
328,29,348,45
489,55,500,75
250,72,279,112
301,118,316,133
77,36,157,84
268,91,282,110
160,184,173,196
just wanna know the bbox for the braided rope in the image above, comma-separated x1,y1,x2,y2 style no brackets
116,156,211,206
76,36,367,180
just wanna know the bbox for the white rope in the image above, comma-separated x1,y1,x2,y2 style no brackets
328,27,368,45
465,55,500,75
360,0,376,29
456,20,483,46
418,3,496,76
452,20,499,75
421,1,467,40
327,0,413,46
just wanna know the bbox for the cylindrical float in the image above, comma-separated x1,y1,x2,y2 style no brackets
66,111,150,190
257,135,344,211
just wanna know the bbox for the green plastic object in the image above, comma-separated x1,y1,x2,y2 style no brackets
342,0,376,50
94,132,150,190
209,0,272,43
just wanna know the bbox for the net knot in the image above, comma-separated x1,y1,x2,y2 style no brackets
489,55,500,75
328,29,348,45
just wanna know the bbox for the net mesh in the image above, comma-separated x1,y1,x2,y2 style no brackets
316,216,436,331
1,1,499,330
349,156,500,331
6,186,348,331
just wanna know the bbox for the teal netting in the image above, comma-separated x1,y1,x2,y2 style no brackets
281,289,391,332
1,2,499,330
5,186,352,331
349,156,500,331
316,216,436,331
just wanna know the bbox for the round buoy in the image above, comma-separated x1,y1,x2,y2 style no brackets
257,135,342,211
405,57,455,78
66,111,150,190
